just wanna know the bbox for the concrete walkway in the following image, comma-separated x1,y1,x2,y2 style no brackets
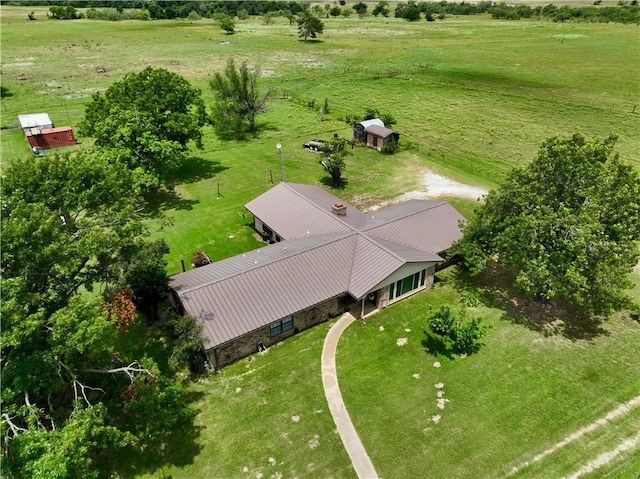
322,313,379,479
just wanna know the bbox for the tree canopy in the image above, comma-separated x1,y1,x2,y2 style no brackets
209,59,271,140
79,67,207,192
321,137,349,188
457,134,640,316
297,11,324,41
373,1,390,17
1,152,196,477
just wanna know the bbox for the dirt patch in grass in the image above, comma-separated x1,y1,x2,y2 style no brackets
364,170,488,212
399,171,488,201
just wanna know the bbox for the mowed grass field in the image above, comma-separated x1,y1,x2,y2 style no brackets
2,7,639,479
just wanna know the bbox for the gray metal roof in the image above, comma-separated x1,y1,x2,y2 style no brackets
358,118,385,129
364,125,398,139
172,234,357,349
171,184,464,351
18,113,52,129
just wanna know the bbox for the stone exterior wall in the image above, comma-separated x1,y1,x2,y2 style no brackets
207,295,344,369
425,265,436,288
204,265,440,369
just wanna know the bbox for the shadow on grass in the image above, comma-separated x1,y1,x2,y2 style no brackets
104,389,206,479
421,332,455,360
319,175,349,190
171,156,229,184
212,122,277,141
451,264,608,341
142,188,199,219
141,157,229,218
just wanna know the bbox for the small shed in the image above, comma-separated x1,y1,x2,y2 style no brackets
25,126,77,151
18,113,53,133
353,118,384,143
364,124,400,152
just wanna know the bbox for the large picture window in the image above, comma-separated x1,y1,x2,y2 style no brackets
388,269,427,301
270,315,294,337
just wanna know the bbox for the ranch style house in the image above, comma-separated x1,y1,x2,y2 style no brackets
169,182,464,369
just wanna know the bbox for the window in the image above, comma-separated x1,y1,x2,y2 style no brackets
270,315,294,337
388,269,427,301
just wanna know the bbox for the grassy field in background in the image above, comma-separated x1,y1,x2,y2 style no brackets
4,7,635,271
2,7,639,478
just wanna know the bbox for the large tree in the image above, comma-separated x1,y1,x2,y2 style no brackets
457,134,640,315
1,152,194,477
209,59,271,139
1,151,141,313
297,11,324,41
79,67,207,192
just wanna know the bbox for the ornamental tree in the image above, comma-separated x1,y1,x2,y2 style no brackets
457,134,640,316
321,137,349,188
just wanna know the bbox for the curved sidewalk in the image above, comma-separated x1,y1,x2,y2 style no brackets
322,313,379,479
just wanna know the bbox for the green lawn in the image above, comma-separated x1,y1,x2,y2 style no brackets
2,8,639,478
129,269,640,479
338,270,640,479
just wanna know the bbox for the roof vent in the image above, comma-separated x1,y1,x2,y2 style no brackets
332,202,347,216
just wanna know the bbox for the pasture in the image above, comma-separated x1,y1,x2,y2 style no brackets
2,6,639,478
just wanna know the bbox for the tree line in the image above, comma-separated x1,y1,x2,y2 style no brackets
394,1,639,24
17,0,639,24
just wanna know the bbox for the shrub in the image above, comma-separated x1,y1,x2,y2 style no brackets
380,112,396,126
426,305,488,355
460,290,481,307
381,140,399,155
187,10,201,20
427,305,455,336
220,16,235,33
451,316,486,353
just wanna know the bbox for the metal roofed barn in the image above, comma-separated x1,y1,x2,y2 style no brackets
169,182,464,369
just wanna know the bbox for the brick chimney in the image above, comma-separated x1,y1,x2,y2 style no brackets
332,202,347,216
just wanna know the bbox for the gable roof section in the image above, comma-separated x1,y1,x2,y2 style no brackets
173,233,357,349
18,113,53,129
364,125,398,139
364,200,465,254
358,118,385,129
245,182,365,238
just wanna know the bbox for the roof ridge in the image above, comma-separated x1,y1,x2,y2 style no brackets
365,231,439,255
176,232,357,295
282,182,365,233
362,200,447,231
346,232,405,298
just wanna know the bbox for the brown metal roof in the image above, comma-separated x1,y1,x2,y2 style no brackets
244,183,364,239
364,125,398,139
172,234,357,349
364,201,466,254
171,185,464,351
